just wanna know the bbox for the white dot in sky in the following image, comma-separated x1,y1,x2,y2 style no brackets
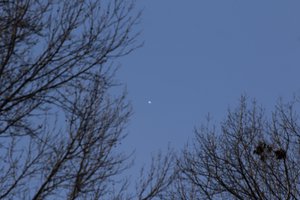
148,100,152,104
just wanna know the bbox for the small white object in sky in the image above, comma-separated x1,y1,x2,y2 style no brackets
148,100,152,104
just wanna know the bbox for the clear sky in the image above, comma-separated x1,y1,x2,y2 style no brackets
117,0,300,171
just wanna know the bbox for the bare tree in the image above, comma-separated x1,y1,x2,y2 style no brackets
135,149,176,200
171,96,300,200
0,0,140,137
0,0,143,199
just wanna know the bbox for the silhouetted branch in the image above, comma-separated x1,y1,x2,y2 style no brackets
172,96,300,199
0,0,140,199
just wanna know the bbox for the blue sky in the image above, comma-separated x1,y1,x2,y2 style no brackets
117,0,300,169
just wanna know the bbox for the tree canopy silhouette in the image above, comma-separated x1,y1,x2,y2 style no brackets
0,0,143,199
167,96,300,200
